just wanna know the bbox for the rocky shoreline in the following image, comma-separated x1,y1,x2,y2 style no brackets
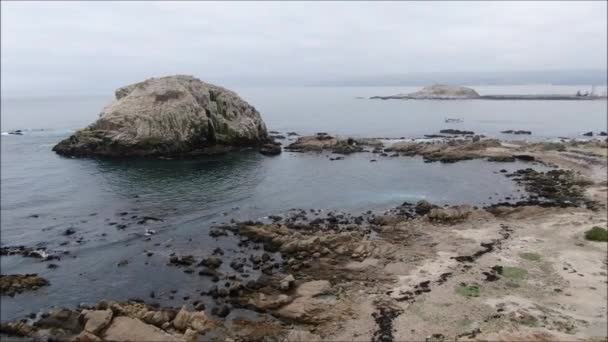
2,137,607,341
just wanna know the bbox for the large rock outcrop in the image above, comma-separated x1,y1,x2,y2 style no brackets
53,75,271,157
371,84,480,100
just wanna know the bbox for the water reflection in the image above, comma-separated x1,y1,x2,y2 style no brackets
91,152,267,213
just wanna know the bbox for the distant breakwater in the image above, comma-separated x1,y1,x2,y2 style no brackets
371,94,608,100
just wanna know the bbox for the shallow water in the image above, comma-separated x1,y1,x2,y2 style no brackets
0,85,604,321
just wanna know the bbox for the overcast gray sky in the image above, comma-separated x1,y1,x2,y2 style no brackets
1,1,607,94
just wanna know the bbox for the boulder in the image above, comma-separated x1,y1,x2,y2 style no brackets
53,75,270,158
103,316,182,342
82,309,113,334
259,142,282,156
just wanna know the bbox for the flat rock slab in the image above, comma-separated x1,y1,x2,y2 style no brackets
294,280,332,297
83,309,113,334
345,258,380,271
103,316,182,342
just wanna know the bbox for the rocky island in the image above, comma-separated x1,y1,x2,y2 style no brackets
371,84,481,100
52,75,277,158
372,84,608,101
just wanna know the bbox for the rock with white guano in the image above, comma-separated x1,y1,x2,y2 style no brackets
52,75,271,157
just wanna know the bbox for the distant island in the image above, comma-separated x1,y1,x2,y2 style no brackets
371,84,608,100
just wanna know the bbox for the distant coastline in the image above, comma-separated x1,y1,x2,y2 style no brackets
371,84,608,100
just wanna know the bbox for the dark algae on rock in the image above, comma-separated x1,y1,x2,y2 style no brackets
0,274,49,296
372,306,403,342
502,168,597,208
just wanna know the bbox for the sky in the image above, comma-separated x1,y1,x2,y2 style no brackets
1,1,607,95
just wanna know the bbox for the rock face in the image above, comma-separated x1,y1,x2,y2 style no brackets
53,75,270,157
371,84,480,100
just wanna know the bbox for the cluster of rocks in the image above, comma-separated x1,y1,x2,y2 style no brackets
283,132,528,164
0,300,221,342
1,245,61,261
385,139,514,163
285,133,382,154
383,200,480,225
0,274,49,297
501,130,532,135
502,168,597,209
